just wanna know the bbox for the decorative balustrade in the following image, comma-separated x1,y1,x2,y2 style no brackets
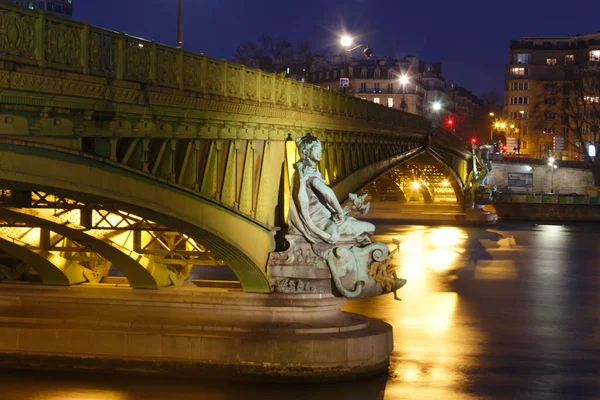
0,3,430,132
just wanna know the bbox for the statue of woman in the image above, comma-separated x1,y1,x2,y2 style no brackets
288,133,375,245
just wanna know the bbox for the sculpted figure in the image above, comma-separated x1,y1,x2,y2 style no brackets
269,133,406,300
288,133,375,245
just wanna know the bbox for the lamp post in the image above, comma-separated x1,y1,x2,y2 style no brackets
431,101,442,129
339,34,372,94
517,110,525,157
399,75,409,111
489,112,495,142
548,157,557,193
177,0,183,48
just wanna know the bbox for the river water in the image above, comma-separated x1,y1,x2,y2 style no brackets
2,222,600,399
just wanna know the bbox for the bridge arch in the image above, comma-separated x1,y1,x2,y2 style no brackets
0,142,272,292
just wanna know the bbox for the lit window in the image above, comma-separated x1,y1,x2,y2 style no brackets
584,96,600,103
565,54,574,64
373,97,380,104
590,50,600,62
514,53,531,64
543,127,556,134
511,67,527,76
387,98,394,107
546,58,557,65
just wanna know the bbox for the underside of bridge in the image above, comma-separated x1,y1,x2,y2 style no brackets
368,151,465,204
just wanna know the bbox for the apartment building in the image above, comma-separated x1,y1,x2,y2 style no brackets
306,55,481,125
505,32,600,158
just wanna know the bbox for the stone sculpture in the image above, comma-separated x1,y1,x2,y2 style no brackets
268,133,406,299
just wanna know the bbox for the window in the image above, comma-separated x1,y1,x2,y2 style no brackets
546,58,557,65
318,72,323,80
509,111,528,120
565,54,574,64
373,83,380,93
374,68,380,79
387,83,394,92
510,82,529,90
544,84,558,92
514,53,531,64
584,96,600,103
348,67,353,77
590,50,600,62
360,82,367,93
325,71,330,79
543,127,556,134
509,97,529,105
360,68,367,78
387,98,394,108
511,67,528,76
332,70,337,79
544,97,556,105
373,97,380,104
545,112,556,120
387,70,395,79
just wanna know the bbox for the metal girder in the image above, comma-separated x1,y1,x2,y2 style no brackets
0,233,96,285
0,208,189,289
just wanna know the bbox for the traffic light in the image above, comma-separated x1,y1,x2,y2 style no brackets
470,137,477,144
445,117,455,128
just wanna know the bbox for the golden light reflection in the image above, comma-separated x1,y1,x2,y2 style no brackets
30,389,128,400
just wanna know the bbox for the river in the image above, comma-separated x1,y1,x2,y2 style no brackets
2,222,599,399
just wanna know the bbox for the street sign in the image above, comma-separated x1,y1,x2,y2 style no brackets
506,137,517,154
553,136,564,152
339,78,349,88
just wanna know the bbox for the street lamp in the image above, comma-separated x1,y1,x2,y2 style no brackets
177,0,183,48
548,157,558,193
430,101,442,128
399,75,409,111
339,34,372,94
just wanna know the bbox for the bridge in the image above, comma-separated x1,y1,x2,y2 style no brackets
0,4,473,379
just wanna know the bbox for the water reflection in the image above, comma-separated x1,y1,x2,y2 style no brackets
4,223,600,398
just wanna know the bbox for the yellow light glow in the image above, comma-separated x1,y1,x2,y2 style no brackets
442,180,449,187
494,122,501,128
500,122,506,129
411,181,420,189
399,75,409,85
340,35,353,47
489,112,495,117
510,124,515,129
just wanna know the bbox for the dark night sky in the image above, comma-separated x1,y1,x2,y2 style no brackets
75,0,600,97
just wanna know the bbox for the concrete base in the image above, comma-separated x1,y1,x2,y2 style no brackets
465,205,498,224
0,282,393,381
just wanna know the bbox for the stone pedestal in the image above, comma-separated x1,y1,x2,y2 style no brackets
465,204,498,224
0,283,392,381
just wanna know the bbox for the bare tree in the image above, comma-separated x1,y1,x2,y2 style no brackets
232,35,319,75
534,57,600,185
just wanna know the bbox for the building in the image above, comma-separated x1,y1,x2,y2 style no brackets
1,0,73,18
505,32,600,158
305,55,481,137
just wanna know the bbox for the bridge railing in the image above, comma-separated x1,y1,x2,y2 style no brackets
0,4,430,132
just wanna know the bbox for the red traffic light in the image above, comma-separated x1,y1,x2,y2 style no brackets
445,117,455,127
470,137,477,144
502,145,507,150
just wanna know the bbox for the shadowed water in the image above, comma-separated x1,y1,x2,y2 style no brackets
2,222,600,399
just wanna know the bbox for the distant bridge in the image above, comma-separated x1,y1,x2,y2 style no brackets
0,3,472,292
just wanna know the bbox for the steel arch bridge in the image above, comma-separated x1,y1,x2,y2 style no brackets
0,3,472,292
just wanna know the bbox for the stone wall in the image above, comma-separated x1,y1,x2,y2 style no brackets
486,161,594,194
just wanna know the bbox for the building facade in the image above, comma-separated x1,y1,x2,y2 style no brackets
1,0,73,18
306,55,481,135
505,32,600,158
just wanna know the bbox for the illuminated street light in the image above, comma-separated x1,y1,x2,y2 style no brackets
399,75,409,111
432,101,442,111
412,181,420,190
548,157,557,193
340,35,353,48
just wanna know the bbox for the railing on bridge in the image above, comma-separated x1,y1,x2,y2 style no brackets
0,3,428,131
